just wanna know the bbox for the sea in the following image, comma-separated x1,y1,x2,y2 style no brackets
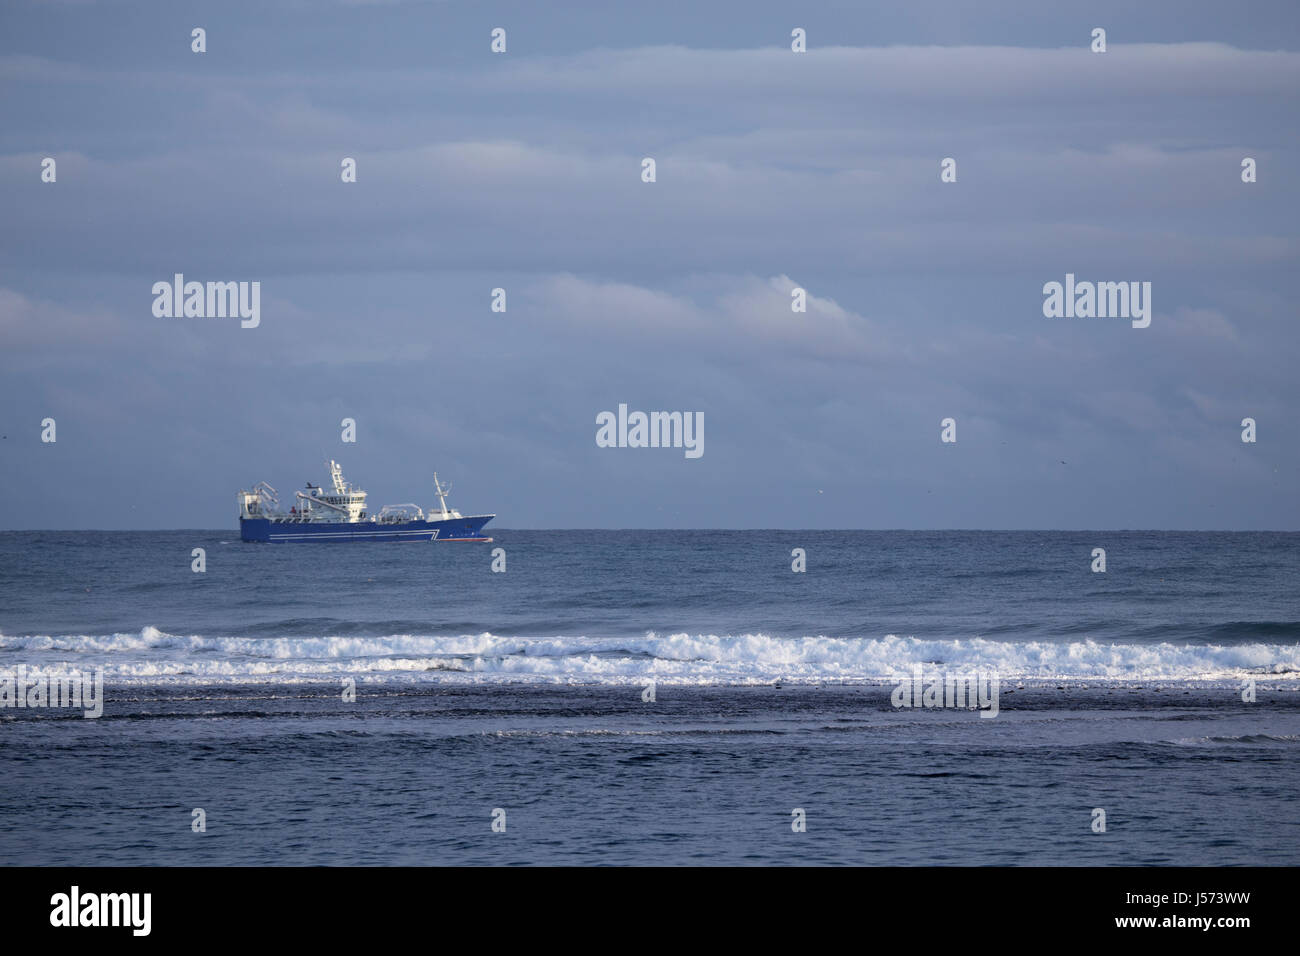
1,530,1297,866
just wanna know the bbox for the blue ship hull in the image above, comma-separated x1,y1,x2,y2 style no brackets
240,515,493,543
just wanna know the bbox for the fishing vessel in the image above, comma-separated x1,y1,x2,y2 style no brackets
238,461,494,542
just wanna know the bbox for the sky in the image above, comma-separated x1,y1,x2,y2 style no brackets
1,0,1297,530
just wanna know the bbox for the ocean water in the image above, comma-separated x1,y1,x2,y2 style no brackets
1,530,1298,865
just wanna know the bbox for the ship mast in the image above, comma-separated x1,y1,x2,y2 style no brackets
329,460,348,495
433,473,453,516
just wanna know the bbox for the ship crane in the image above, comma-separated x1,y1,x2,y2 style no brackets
252,481,279,510
294,490,352,516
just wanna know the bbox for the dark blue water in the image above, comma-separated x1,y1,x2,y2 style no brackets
1,531,1297,864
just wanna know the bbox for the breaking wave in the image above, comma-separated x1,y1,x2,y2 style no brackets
1,626,1298,685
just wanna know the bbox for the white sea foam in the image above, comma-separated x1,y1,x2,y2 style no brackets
1,627,1297,686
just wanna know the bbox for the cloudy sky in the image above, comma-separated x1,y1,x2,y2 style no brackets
1,0,1297,529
